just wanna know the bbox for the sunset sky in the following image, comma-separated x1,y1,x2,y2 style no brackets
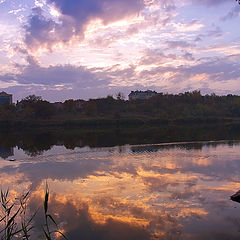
0,0,239,102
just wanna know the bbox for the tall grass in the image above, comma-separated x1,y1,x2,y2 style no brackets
42,184,67,240
0,189,33,240
0,186,68,240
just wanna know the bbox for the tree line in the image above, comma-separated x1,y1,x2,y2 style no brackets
0,91,240,121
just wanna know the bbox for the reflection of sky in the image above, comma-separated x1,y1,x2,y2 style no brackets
0,145,92,161
1,141,240,239
0,146,13,159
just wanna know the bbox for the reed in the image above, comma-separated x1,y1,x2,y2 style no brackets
42,184,68,240
0,186,68,240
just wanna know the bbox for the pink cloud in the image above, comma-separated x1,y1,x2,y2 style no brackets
25,0,145,51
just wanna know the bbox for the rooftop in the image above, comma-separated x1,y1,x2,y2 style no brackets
0,91,12,97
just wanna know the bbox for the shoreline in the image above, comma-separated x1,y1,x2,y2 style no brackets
0,117,240,128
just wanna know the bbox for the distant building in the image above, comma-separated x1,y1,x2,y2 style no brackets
0,92,12,105
128,90,158,101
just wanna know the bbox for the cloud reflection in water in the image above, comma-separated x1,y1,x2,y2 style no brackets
0,141,240,239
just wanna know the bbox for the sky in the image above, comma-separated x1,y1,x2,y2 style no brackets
0,0,239,102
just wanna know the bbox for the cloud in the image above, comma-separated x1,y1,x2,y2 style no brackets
0,74,15,82
0,60,110,89
192,0,231,7
206,26,223,38
165,40,194,49
48,0,144,24
182,51,195,61
139,48,195,66
138,54,240,84
221,5,240,21
139,49,176,65
1,157,112,190
194,26,222,42
14,46,39,66
25,8,62,51
1,52,240,101
181,55,240,81
18,64,108,86
24,0,145,51
28,196,152,240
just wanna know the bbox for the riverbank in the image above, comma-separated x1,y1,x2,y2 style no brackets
1,120,240,154
0,116,240,128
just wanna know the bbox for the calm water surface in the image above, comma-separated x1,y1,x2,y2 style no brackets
1,139,240,239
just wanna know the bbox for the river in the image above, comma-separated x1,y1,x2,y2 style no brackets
0,125,240,239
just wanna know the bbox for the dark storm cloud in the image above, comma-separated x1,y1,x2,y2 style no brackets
25,0,145,50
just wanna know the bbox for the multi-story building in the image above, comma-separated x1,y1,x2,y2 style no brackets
128,90,158,101
0,92,12,105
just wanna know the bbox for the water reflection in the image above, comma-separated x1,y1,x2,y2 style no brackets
1,141,240,239
0,146,13,159
0,123,240,158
